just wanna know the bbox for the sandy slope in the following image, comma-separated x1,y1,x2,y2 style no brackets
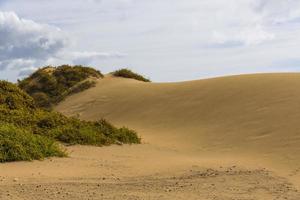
57,73,300,168
1,73,300,199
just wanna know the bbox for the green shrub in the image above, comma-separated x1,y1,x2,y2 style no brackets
0,80,141,162
112,68,150,82
31,92,52,108
42,118,141,146
115,127,141,144
0,124,65,162
18,65,103,108
0,81,36,110
47,125,108,146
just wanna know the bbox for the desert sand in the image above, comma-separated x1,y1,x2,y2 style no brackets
1,73,300,199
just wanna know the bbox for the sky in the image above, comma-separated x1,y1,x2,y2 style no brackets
1,0,300,82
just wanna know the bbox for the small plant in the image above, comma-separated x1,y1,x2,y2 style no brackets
112,68,150,82
114,127,141,144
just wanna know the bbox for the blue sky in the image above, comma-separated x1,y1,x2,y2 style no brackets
1,0,300,82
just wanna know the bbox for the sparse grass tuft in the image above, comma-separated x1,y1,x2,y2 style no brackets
112,68,150,82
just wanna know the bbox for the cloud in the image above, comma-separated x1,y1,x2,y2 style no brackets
212,25,275,47
0,11,127,77
0,11,69,74
252,0,300,24
270,58,300,70
2,1,300,82
18,67,37,77
67,51,126,65
0,58,35,71
0,12,68,68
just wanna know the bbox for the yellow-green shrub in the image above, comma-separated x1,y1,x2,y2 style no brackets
0,80,141,162
0,123,65,162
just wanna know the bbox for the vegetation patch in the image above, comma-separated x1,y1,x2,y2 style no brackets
0,123,65,162
18,65,103,108
0,81,141,162
112,68,150,82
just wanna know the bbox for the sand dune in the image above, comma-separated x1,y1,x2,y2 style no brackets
57,73,300,169
2,73,300,199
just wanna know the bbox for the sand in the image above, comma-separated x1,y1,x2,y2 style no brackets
1,73,300,199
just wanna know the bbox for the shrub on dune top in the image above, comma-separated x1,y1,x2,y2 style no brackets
18,65,103,108
112,68,150,82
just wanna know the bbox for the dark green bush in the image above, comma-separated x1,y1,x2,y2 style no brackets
31,92,51,108
112,68,150,82
18,65,103,108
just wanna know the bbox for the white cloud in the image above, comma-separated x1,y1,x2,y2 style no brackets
0,58,35,71
0,11,67,70
69,51,126,65
212,25,275,46
18,66,37,77
252,0,300,24
0,11,126,77
0,12,68,59
1,1,300,81
69,51,125,62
